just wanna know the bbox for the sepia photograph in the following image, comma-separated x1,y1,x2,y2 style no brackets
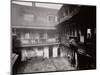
11,0,96,75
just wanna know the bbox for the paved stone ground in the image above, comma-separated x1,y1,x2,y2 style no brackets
16,57,76,73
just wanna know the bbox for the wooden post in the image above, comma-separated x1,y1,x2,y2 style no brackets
43,47,49,58
53,46,58,57
75,52,78,68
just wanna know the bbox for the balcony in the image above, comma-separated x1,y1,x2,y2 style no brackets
20,38,59,47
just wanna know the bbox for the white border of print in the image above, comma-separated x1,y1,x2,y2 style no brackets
0,0,100,75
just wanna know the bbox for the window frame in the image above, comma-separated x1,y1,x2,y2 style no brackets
47,15,58,22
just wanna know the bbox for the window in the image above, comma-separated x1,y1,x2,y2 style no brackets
47,15,58,22
24,14,34,21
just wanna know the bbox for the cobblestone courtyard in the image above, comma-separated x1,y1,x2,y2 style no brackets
16,57,76,73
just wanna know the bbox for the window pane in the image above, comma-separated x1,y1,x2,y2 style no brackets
48,15,57,22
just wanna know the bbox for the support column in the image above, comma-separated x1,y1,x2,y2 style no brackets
43,47,49,58
60,48,64,57
53,46,58,57
75,30,77,37
75,52,78,68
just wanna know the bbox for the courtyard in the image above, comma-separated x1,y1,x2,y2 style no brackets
16,57,76,73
